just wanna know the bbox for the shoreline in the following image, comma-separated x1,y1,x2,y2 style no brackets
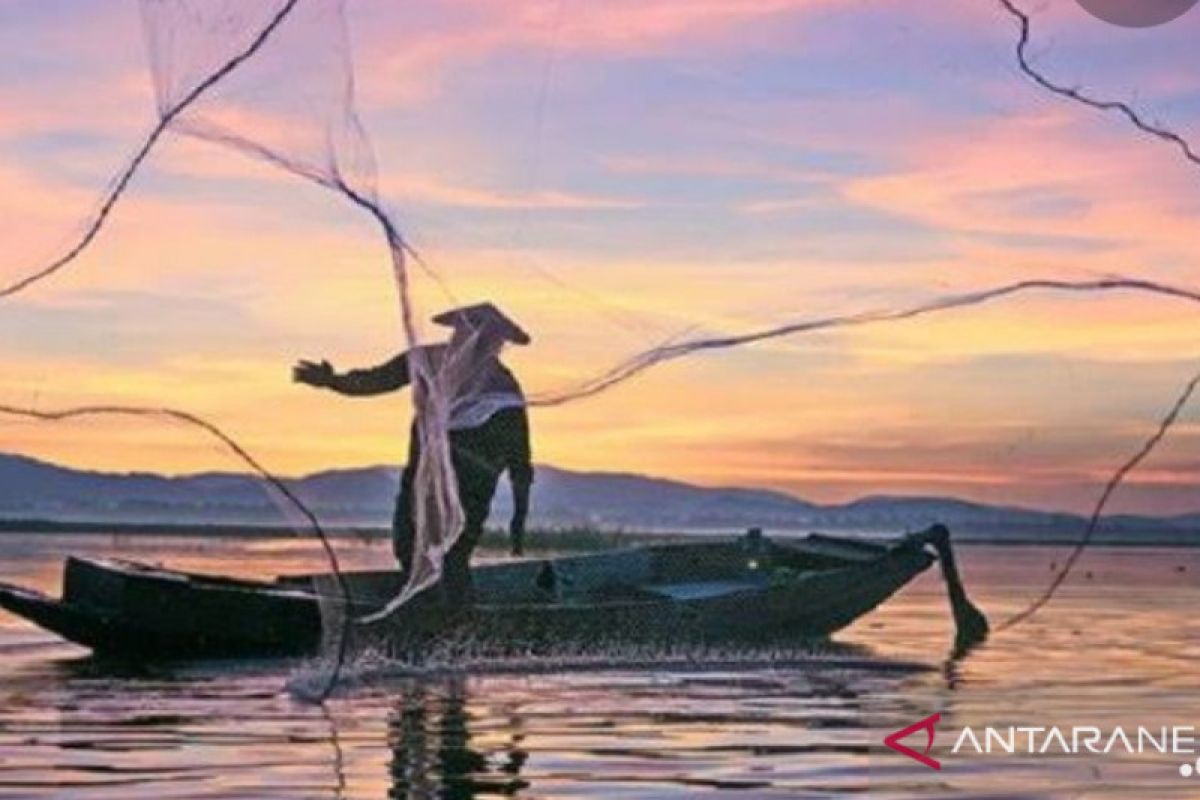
3,518,1200,548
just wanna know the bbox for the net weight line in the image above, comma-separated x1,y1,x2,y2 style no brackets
0,0,302,300
0,403,353,701
990,0,1200,627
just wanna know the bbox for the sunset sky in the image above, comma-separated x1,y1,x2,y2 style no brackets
2,0,1200,515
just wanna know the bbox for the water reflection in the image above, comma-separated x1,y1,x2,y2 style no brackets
5,537,1200,798
388,679,528,799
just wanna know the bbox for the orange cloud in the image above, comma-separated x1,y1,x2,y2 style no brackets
6,0,1200,517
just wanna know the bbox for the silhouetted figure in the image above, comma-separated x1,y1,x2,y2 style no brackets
388,680,529,799
294,302,533,603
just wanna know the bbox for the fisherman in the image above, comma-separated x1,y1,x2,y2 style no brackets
293,302,533,603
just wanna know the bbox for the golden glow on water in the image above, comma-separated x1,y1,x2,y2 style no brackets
2,535,1200,797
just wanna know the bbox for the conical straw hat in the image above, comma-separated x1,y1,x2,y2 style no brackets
431,302,531,345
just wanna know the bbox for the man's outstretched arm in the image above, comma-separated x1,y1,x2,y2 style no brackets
293,353,410,396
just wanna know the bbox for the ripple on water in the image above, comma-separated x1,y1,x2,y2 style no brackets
3,539,1200,797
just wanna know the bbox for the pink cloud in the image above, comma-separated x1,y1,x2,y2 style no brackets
351,0,844,109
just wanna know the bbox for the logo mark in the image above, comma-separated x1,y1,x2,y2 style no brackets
884,713,942,771
1075,0,1200,28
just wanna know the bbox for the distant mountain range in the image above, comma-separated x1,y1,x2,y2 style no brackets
2,452,1199,543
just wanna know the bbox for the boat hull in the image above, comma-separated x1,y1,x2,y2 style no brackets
0,557,322,658
0,532,936,660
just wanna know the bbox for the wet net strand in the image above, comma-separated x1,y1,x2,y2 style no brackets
991,0,1200,626
999,366,1200,629
529,277,1200,406
996,0,1200,168
0,402,351,698
0,0,302,300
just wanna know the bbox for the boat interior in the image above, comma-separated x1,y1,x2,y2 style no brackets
274,532,900,608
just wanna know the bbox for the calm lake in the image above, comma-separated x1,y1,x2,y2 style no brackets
2,533,1200,799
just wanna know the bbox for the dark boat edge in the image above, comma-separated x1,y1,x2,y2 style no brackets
0,525,987,660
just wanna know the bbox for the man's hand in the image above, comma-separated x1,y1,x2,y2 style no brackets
293,359,335,388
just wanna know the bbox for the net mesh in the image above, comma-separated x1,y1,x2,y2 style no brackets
136,0,471,632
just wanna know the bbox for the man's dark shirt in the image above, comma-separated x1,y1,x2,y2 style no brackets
332,344,532,484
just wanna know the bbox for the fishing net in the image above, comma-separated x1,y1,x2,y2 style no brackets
3,0,1200,698
135,0,508,686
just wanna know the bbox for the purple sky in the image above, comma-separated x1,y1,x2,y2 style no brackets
2,0,1200,514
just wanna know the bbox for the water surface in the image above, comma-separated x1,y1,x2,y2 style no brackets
2,534,1199,798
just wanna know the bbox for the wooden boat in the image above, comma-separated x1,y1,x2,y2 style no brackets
0,525,987,660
